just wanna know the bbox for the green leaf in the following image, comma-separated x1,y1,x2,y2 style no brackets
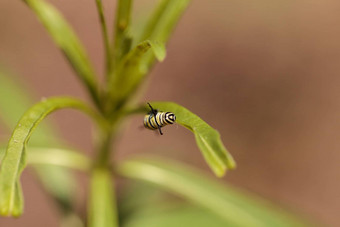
147,41,166,62
123,203,230,227
0,96,102,217
26,147,91,214
95,0,112,74
34,166,75,211
118,157,310,227
113,0,133,65
60,213,85,227
119,182,229,227
88,168,118,227
0,148,4,164
0,70,83,221
111,0,191,107
149,102,235,177
137,0,191,44
109,40,166,106
27,147,91,171
108,0,190,108
0,70,58,145
24,0,100,106
0,69,85,221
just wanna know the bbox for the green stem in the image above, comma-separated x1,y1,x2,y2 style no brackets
88,123,119,227
88,167,118,227
95,127,114,167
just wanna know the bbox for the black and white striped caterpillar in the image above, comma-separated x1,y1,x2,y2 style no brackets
143,103,176,135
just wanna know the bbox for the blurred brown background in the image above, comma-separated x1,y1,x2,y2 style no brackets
0,0,339,226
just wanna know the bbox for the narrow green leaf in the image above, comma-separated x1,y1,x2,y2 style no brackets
148,102,235,177
35,166,76,210
61,213,85,227
119,181,229,227
25,147,90,216
108,0,190,108
27,147,91,171
0,70,58,145
0,70,83,220
109,40,166,106
123,203,230,227
0,96,103,217
148,41,166,62
0,148,4,164
88,168,118,227
24,0,100,106
138,0,191,44
135,0,190,70
12,181,24,218
95,0,112,74
118,158,310,227
113,0,133,65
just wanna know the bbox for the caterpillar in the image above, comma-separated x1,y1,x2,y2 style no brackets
143,103,176,135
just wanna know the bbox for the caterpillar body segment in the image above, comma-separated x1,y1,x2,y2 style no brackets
143,103,176,135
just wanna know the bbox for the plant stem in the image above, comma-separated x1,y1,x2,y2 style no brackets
88,167,118,227
95,127,114,167
87,118,119,227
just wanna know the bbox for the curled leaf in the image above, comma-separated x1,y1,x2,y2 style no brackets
0,97,102,217
0,70,83,219
146,102,235,177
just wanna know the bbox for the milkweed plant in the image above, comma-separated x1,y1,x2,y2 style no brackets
0,0,309,226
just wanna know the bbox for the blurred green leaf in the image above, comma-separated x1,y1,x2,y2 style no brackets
147,41,166,61
0,70,84,224
2,146,90,172
136,0,190,71
119,182,227,227
138,0,191,44
88,168,118,227
34,166,75,212
95,0,112,73
61,213,85,227
0,70,57,145
0,148,4,164
27,147,91,171
118,181,171,221
27,147,90,214
24,0,100,106
108,0,190,109
0,96,101,217
118,157,309,227
109,40,166,107
150,102,235,176
0,70,84,222
123,203,230,227
113,0,133,65
110,0,191,108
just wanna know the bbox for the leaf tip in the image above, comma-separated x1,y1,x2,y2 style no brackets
0,207,9,216
226,153,237,170
148,40,166,62
12,209,23,218
0,203,23,217
215,170,226,178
